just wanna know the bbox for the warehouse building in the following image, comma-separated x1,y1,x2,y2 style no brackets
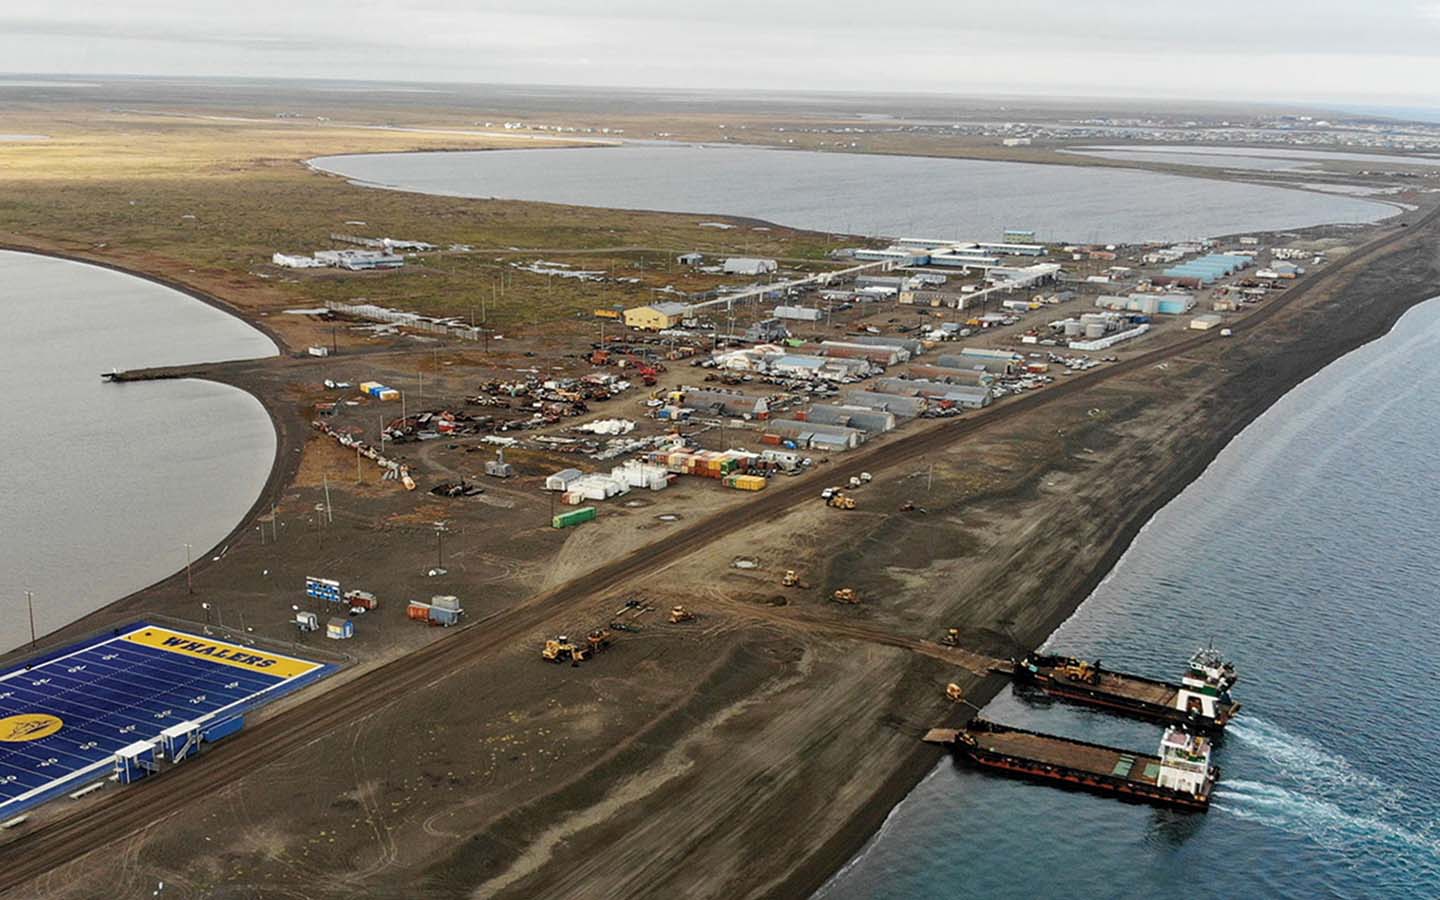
723,257,778,275
767,418,865,450
624,301,689,331
680,388,771,419
840,390,928,418
803,404,896,434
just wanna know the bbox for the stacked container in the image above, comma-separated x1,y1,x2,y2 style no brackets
552,506,598,528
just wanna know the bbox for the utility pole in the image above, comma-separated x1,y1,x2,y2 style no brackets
356,445,362,483
323,475,333,525
434,522,448,568
25,591,35,649
184,543,194,595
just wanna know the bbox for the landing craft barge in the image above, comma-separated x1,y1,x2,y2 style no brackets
1011,647,1240,733
925,720,1218,811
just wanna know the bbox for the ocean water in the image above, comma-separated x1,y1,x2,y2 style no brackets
818,296,1440,899
309,145,1397,243
0,251,278,652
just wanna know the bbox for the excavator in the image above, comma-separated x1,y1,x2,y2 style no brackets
669,605,695,624
782,570,800,588
832,588,859,604
941,627,961,647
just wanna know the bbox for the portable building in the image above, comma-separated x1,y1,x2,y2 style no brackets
160,721,202,763
114,741,157,785
431,595,462,612
545,468,584,492
773,305,823,321
677,252,704,266
326,618,354,640
1190,314,1224,331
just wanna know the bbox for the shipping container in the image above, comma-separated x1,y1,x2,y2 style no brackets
429,607,461,627
407,602,432,621
552,506,598,528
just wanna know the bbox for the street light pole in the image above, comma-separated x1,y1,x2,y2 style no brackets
25,591,35,649
184,543,193,594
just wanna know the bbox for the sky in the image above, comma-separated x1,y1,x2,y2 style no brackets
2,1,1438,105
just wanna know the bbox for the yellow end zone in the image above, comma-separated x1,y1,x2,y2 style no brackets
0,714,63,742
124,627,321,679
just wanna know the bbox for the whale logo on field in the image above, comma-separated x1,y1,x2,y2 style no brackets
0,714,62,742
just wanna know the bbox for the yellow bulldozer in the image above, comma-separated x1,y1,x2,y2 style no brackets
542,635,589,665
1060,658,1101,685
542,628,613,665
827,493,856,510
832,587,859,604
782,570,799,587
941,627,960,647
669,605,695,624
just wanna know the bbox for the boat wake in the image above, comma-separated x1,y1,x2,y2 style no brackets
1214,718,1440,868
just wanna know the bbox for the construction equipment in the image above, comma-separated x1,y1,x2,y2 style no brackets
782,570,799,588
946,682,965,703
832,588,859,604
827,492,856,510
669,605,695,624
941,627,960,647
1060,658,1102,685
542,629,614,665
585,628,613,654
542,635,589,665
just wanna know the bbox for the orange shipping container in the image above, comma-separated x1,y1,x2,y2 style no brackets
406,603,431,621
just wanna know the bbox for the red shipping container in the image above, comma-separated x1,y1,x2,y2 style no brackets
407,602,431,621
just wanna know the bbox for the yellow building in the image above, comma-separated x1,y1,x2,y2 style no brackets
623,301,689,331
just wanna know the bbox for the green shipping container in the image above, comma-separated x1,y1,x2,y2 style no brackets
552,506,598,529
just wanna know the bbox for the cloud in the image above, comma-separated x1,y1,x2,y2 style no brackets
2,1,1439,103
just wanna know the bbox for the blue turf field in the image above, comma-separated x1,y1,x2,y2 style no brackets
0,622,330,818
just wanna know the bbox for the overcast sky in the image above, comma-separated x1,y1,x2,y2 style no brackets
2,1,1438,105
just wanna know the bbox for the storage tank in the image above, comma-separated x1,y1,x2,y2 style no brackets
1085,322,1107,339
1064,320,1083,338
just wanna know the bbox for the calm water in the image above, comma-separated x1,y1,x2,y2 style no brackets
0,251,277,652
819,297,1440,899
310,145,1397,243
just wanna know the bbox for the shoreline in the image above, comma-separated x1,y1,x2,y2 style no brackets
0,199,1436,894
0,244,302,663
777,215,1440,899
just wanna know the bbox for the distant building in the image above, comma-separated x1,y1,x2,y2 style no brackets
677,252,704,266
313,249,404,270
272,253,326,269
722,257,778,276
623,301,689,331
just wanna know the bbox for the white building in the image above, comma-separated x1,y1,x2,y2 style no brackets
722,257,778,276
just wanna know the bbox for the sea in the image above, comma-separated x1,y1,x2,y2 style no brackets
0,251,277,652
309,144,1398,244
817,296,1440,898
